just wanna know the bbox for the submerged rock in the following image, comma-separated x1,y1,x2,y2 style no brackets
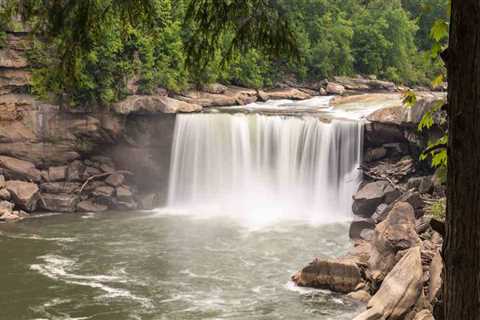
354,246,423,320
291,257,363,293
5,180,39,212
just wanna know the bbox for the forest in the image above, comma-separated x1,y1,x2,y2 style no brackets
0,0,448,106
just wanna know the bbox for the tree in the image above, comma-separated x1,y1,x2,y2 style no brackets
443,0,480,318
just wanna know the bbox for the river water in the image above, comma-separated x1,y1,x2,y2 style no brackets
0,212,362,320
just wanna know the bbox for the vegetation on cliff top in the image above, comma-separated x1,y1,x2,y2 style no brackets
1,0,447,106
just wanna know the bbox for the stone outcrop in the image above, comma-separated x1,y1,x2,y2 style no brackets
113,95,202,114
354,247,423,320
40,193,79,213
291,256,363,293
0,156,42,182
5,180,40,212
332,76,396,92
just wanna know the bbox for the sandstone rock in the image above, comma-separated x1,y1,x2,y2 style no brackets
348,290,372,303
368,202,421,282
105,173,125,187
66,160,85,182
0,175,5,188
364,123,406,147
0,49,28,68
0,188,10,201
92,186,114,197
326,82,346,95
40,193,79,212
419,177,434,194
352,181,390,217
0,200,14,215
116,186,133,201
291,257,363,293
264,88,311,100
48,166,67,182
413,310,434,320
349,217,376,240
203,83,228,94
113,95,202,114
116,200,138,210
0,201,26,222
82,166,102,179
354,247,423,320
40,182,81,194
428,250,443,303
139,193,161,210
100,163,115,173
333,76,396,92
364,147,387,162
0,156,42,182
77,199,108,212
5,180,39,211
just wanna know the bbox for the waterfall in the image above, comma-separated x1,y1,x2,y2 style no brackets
167,113,363,224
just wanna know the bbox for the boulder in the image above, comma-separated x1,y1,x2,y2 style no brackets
92,186,115,197
364,123,406,147
116,186,133,201
113,95,202,114
0,49,29,68
0,201,27,222
352,181,391,217
105,173,125,187
348,290,372,303
326,82,346,95
364,147,387,162
264,88,312,100
77,199,108,212
0,200,14,216
0,188,11,200
5,180,40,211
82,166,102,179
138,193,161,210
48,166,67,182
349,216,376,240
66,160,86,182
428,250,443,303
291,256,363,293
367,202,421,282
354,247,423,320
0,174,5,188
0,156,42,182
40,193,79,212
413,310,434,320
116,199,138,210
40,182,81,194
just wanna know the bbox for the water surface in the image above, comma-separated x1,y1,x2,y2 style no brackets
0,211,362,320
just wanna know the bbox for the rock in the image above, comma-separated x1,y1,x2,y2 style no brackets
348,290,372,303
105,173,125,187
92,186,115,197
203,83,228,94
0,175,5,188
354,247,423,320
116,186,133,201
66,160,85,182
0,200,14,216
333,76,396,92
291,257,363,293
364,147,387,162
0,49,29,68
0,156,42,182
40,193,79,212
48,166,67,182
40,182,81,194
5,180,40,212
319,87,327,96
117,200,138,210
428,250,443,303
384,185,402,204
264,88,311,100
419,177,434,194
82,166,102,179
77,199,108,212
326,82,346,95
352,181,391,217
113,95,202,114
100,163,115,173
349,216,376,240
365,123,406,147
407,177,424,190
139,193,161,210
412,310,435,320
0,201,27,222
0,188,11,200
256,90,269,102
367,202,420,282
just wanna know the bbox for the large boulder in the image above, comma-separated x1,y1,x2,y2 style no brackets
367,202,421,282
105,173,125,187
5,180,40,211
291,256,363,293
428,250,443,304
0,156,42,182
352,181,397,217
354,247,423,320
66,160,85,182
264,88,312,100
77,199,108,212
113,95,202,114
40,193,79,212
48,166,67,182
326,82,346,95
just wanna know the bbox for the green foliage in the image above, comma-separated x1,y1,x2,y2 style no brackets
425,197,446,220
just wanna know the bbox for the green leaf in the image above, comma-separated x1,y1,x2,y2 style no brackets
402,90,417,108
430,20,449,42
431,74,444,88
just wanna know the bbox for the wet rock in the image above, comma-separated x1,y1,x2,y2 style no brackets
116,186,133,201
40,182,81,194
0,201,27,222
0,200,14,215
48,166,67,182
82,180,107,193
348,290,372,303
364,122,406,147
291,257,363,293
105,173,125,187
139,193,161,210
77,199,108,212
92,186,115,197
5,180,39,212
352,181,391,217
364,147,387,162
354,247,423,320
117,200,138,210
367,202,420,282
0,188,11,200
349,216,376,240
326,82,346,95
40,193,79,212
66,160,85,182
0,155,42,182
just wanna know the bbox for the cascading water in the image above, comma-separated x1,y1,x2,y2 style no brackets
167,111,364,224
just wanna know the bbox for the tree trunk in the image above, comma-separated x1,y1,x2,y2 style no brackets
444,1,480,318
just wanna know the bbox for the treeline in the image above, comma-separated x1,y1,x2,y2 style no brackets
0,0,448,106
